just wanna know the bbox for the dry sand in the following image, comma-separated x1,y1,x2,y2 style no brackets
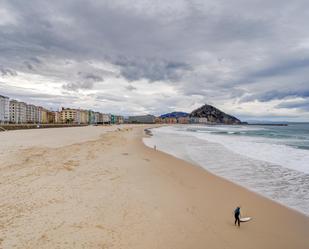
0,125,308,249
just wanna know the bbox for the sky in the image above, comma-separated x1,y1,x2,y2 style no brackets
1,0,309,121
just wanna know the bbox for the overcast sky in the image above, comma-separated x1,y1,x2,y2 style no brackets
1,0,309,121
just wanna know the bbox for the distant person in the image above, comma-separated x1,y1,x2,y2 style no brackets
234,206,241,226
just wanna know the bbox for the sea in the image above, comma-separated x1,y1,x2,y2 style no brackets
143,123,309,216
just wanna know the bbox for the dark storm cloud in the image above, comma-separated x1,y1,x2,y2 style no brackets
1,0,309,119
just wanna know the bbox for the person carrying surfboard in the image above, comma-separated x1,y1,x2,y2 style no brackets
234,206,241,226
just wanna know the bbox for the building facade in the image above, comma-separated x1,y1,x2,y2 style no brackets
94,112,100,124
0,95,10,123
9,100,27,124
61,108,78,123
178,116,189,124
26,104,39,123
79,110,89,124
102,114,111,124
51,111,62,123
128,115,156,124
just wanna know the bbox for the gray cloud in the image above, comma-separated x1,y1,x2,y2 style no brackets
0,67,18,76
240,82,309,103
62,81,94,91
84,73,103,82
125,85,137,91
114,57,192,82
1,0,309,120
276,100,309,111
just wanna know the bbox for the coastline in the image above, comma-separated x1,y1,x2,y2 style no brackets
0,125,308,248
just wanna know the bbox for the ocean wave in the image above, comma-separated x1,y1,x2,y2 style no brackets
143,125,309,216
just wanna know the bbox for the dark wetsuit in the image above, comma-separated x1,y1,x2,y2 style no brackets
234,207,240,226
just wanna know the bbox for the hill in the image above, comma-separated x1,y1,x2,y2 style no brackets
190,104,241,124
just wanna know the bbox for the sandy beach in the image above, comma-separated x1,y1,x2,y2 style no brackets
0,125,308,249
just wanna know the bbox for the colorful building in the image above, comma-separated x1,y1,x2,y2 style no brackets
178,116,189,124
51,111,62,124
61,108,78,123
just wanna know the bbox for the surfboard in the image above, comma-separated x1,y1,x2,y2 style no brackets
240,217,252,222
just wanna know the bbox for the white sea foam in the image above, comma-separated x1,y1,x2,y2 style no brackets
151,125,309,174
143,125,309,216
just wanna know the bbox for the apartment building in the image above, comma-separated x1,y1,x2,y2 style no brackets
79,110,89,124
128,115,156,124
115,115,124,124
178,116,189,124
102,113,111,124
61,108,78,123
88,110,95,124
94,112,100,124
26,104,39,123
9,100,27,124
0,95,10,123
51,111,62,124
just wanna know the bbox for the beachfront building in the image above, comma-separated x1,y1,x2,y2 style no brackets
97,113,104,124
61,108,78,123
164,117,177,124
102,113,111,124
115,115,124,124
178,116,189,124
128,115,156,124
94,112,100,124
38,107,49,124
79,110,89,124
189,117,199,124
0,95,10,123
9,100,27,124
110,115,124,124
51,111,62,124
155,117,163,124
47,110,54,123
88,110,95,124
110,114,115,124
97,113,109,124
26,104,39,123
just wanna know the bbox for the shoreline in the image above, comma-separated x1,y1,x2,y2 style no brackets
0,125,308,248
144,125,309,216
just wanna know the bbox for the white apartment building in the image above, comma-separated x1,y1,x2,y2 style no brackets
94,112,100,124
102,113,111,124
0,95,10,123
9,100,27,124
26,104,39,123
